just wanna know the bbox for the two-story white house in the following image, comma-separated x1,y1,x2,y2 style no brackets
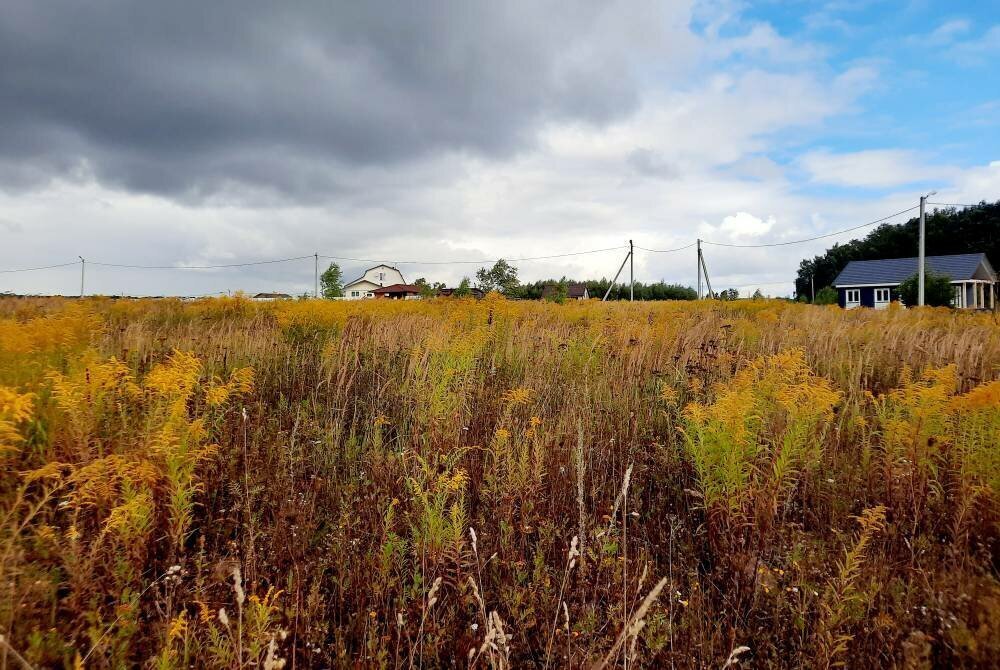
342,264,406,299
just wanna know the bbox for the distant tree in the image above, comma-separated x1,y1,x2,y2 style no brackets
414,277,437,298
320,262,343,298
581,279,696,301
898,271,954,307
476,259,519,295
454,277,472,297
751,289,765,300
480,276,697,301
813,286,838,305
718,288,740,301
545,279,569,304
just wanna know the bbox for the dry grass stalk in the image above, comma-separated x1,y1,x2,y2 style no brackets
0,297,998,666
591,577,668,670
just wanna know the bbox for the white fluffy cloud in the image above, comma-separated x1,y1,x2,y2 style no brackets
799,150,956,188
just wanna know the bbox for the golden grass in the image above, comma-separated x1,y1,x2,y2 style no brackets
0,294,998,668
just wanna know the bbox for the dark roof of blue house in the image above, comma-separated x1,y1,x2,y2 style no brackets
832,253,992,287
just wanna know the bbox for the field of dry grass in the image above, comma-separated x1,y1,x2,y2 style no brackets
1,295,998,668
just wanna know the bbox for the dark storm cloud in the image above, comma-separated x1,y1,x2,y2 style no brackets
0,1,660,201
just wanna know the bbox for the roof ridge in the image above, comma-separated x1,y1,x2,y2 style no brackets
845,252,985,264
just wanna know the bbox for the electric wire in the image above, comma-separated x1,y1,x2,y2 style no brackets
0,261,81,274
319,245,628,266
3,200,983,280
2,245,628,275
87,255,314,270
700,205,920,248
635,242,697,254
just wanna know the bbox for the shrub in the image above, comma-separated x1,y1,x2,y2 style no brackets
814,286,838,305
898,270,954,307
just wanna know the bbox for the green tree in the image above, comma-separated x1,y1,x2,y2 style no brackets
718,288,739,301
413,278,445,298
898,271,954,307
454,277,472,297
751,289,765,300
320,262,343,298
813,286,838,305
545,279,569,304
476,259,519,295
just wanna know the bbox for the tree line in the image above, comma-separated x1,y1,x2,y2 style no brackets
473,259,696,301
316,257,698,301
796,201,1000,301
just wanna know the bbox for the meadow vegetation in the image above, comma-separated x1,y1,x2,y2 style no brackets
1,295,998,668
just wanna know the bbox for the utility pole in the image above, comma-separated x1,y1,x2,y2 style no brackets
918,196,926,306
699,248,714,299
918,190,937,306
629,239,634,302
314,253,319,298
811,274,815,303
696,239,702,299
79,256,85,297
602,246,632,302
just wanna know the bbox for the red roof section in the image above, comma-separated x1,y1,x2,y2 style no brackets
372,283,422,294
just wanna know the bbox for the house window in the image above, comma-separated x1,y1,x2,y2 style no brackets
953,285,963,308
845,289,860,307
351,290,360,297
378,272,385,282
874,288,890,306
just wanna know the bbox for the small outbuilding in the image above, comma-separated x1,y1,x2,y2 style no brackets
831,253,996,309
437,287,486,299
372,283,423,300
541,283,590,301
253,292,292,301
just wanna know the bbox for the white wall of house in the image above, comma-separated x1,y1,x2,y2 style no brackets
344,280,379,299
343,265,405,300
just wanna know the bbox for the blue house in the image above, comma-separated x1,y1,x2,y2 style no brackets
831,253,996,310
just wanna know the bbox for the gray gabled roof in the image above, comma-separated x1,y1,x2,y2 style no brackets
832,253,994,287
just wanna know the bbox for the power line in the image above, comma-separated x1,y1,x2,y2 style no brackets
928,202,989,208
88,255,314,270
0,201,962,277
0,261,80,274
319,245,628,266
701,205,920,248
2,246,628,275
635,242,697,254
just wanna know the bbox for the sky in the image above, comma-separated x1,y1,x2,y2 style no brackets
1,0,998,298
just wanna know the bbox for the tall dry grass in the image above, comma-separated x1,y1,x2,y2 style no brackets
0,294,998,668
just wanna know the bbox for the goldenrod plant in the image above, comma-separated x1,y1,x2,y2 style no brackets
0,294,998,667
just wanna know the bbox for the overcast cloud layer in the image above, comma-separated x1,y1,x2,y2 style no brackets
1,0,998,297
